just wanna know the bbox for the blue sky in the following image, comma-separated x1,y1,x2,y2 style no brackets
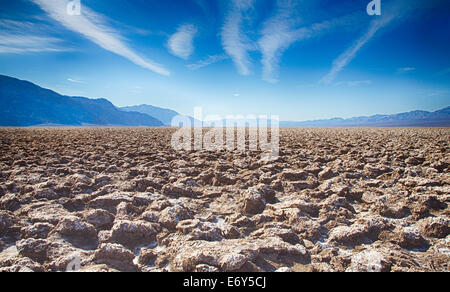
0,0,449,121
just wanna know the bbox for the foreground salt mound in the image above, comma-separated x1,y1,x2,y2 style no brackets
96,220,160,249
167,237,309,272
94,243,137,272
0,128,448,272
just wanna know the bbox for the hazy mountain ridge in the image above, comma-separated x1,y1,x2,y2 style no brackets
121,104,201,126
121,104,180,126
0,75,163,127
280,107,450,127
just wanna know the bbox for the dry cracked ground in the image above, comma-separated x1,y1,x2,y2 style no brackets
0,127,449,272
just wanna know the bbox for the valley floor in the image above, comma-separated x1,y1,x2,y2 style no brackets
0,127,449,272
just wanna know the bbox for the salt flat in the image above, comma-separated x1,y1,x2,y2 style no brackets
0,127,448,272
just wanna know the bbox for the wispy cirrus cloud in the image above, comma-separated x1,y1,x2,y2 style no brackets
258,0,300,83
425,89,449,97
187,54,229,70
67,78,85,83
194,0,209,15
259,1,362,83
168,24,198,60
221,0,255,76
334,80,373,87
31,0,170,76
0,19,68,54
319,14,396,85
0,35,66,53
397,67,416,73
319,1,427,85
0,19,44,31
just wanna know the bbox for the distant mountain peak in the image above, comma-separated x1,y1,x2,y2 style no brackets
121,104,181,126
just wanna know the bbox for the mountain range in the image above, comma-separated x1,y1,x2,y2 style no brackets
280,107,450,127
0,75,162,127
0,74,449,127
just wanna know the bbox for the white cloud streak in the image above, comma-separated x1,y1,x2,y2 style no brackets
168,24,198,60
194,0,209,15
258,0,302,83
0,19,44,31
259,0,362,83
0,20,68,54
334,80,373,87
0,35,66,53
31,0,170,76
398,67,416,73
67,78,85,83
318,0,431,85
319,14,395,85
221,0,255,76
186,54,229,70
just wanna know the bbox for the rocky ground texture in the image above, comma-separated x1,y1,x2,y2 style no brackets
0,127,449,272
